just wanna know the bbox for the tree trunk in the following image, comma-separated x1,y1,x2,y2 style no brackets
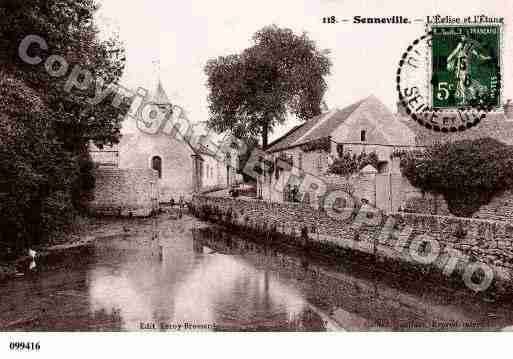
262,120,269,150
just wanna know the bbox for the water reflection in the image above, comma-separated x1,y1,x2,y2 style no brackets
192,227,513,331
2,217,513,331
87,227,327,331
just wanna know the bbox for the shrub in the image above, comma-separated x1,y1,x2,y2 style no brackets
300,137,331,153
328,151,379,177
400,138,513,217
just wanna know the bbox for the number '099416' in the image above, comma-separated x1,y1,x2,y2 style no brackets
9,342,40,351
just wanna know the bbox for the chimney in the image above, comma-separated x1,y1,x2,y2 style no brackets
397,100,408,117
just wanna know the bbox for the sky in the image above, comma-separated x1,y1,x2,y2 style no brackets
96,0,513,142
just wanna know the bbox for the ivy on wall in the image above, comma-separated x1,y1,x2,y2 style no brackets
328,151,379,177
390,148,415,159
300,137,331,153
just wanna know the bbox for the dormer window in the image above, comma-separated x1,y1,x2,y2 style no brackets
361,130,366,142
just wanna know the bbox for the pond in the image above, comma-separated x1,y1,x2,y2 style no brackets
1,215,512,331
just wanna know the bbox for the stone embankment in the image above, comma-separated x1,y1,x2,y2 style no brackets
190,194,513,296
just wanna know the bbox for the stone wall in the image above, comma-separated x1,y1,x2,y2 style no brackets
262,169,377,208
473,190,513,222
394,175,513,222
191,195,513,292
263,154,513,221
392,174,450,215
88,168,159,217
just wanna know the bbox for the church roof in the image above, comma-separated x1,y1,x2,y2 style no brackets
149,79,171,104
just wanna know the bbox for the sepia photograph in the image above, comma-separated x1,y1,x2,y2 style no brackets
1,0,513,356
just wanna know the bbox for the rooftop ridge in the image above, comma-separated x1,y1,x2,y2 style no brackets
291,109,339,147
265,122,307,150
266,96,376,153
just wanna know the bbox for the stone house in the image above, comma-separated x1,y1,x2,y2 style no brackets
262,95,419,208
262,95,513,221
196,144,232,191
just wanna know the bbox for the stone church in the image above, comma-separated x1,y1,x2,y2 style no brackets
88,78,235,216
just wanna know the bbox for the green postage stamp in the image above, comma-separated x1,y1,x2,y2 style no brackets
431,25,502,109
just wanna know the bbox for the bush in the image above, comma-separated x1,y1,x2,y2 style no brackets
400,138,513,217
40,191,75,237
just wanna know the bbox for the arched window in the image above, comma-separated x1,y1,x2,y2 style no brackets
151,156,162,178
361,130,366,142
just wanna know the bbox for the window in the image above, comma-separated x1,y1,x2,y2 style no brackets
151,156,162,178
206,164,210,178
361,130,366,142
298,153,303,170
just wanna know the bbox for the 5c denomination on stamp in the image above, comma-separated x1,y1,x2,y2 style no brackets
431,24,501,109
397,22,503,132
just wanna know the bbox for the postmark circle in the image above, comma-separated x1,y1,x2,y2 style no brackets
396,27,501,132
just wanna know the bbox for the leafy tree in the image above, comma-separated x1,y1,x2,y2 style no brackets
0,0,127,151
400,138,513,217
0,0,127,252
328,152,379,178
0,74,75,251
204,25,331,148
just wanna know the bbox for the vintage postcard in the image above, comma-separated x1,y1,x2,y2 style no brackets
1,0,513,357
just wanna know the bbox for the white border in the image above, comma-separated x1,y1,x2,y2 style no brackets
2,332,513,359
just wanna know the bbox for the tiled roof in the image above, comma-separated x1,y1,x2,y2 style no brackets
398,113,513,146
297,100,366,145
266,97,513,152
266,99,366,153
265,123,309,153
